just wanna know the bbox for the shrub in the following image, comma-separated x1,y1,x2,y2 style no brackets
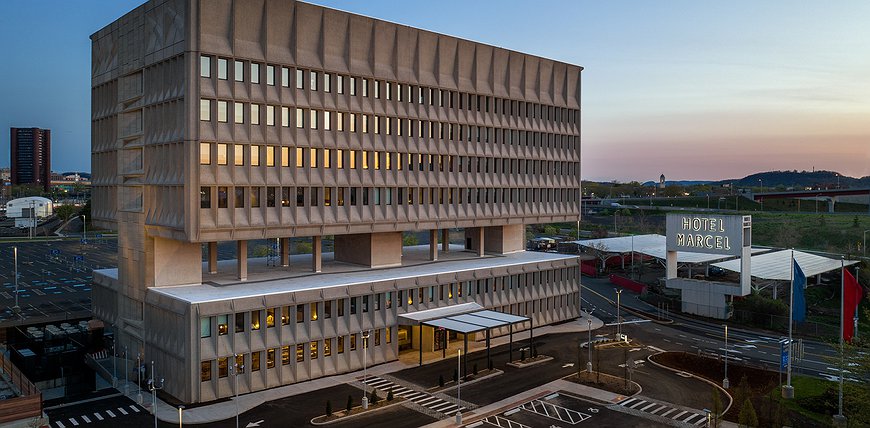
520,349,526,361
326,400,332,416
472,363,478,376
387,389,394,401
738,398,758,428
346,395,353,413
369,389,379,406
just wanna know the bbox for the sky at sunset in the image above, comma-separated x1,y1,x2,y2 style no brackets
1,0,868,182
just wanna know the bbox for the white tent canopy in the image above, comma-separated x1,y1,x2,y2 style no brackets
575,234,765,264
712,249,858,281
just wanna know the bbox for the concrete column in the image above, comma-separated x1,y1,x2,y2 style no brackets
237,240,248,281
429,229,438,261
477,227,485,257
441,229,449,252
208,242,218,274
280,238,290,267
312,236,322,273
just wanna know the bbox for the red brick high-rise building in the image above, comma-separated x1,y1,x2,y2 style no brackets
10,127,51,192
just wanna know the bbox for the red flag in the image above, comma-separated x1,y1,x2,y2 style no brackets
844,269,864,342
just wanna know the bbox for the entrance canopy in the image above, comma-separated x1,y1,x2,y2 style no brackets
399,302,528,333
712,249,859,281
574,234,768,264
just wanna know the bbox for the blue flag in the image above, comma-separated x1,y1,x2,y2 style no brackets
793,260,807,323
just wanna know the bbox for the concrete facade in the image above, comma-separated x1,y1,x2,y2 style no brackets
91,0,582,404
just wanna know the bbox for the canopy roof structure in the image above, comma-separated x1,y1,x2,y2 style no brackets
574,234,766,264
398,303,528,333
712,249,858,281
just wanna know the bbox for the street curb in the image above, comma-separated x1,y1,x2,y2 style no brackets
583,285,674,324
309,397,407,426
645,352,734,418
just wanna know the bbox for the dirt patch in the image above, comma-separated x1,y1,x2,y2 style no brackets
650,352,826,428
564,370,639,396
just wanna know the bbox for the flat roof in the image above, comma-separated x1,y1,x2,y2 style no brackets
712,249,859,280
415,309,529,334
574,234,767,264
148,250,578,304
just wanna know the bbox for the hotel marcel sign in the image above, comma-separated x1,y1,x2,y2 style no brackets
666,214,747,257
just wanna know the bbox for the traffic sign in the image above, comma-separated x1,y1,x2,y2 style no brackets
780,339,790,370
74,255,84,262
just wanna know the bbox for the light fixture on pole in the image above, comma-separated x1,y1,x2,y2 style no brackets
136,353,143,404
456,348,462,425
587,318,593,373
12,247,20,315
124,346,128,394
231,360,243,428
149,360,165,428
614,288,623,340
361,330,371,410
723,324,729,389
178,405,184,428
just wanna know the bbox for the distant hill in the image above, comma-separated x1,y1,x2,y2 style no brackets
641,180,712,187
712,170,870,189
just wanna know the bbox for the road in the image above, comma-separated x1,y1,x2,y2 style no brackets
581,275,848,383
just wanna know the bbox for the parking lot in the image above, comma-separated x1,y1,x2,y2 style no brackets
0,237,117,326
470,392,668,428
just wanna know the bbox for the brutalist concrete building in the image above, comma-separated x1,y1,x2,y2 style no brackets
91,0,582,404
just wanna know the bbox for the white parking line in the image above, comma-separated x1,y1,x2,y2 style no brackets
81,415,91,423
640,402,657,411
68,418,79,426
129,405,141,412
118,407,128,415
94,412,104,421
661,408,677,417
105,410,116,418
55,422,66,428
672,410,688,419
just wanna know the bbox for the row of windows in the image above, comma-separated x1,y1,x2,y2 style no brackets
199,101,578,152
200,329,389,381
199,143,578,177
200,186,579,209
200,270,575,338
200,55,578,126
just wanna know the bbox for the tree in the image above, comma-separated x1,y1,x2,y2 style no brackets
55,204,78,221
587,242,612,273
710,388,723,428
738,398,758,428
402,232,419,246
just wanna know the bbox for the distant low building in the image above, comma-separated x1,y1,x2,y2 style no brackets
6,196,53,228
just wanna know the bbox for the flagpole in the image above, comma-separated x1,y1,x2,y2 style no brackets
783,249,795,399
834,258,846,425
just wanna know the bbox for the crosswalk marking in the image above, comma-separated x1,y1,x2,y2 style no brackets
661,408,677,417
684,413,700,423
672,410,688,419
629,400,647,409
130,405,141,412
360,376,466,416
640,402,657,411
650,405,667,414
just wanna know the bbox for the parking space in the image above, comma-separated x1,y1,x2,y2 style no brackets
470,392,667,428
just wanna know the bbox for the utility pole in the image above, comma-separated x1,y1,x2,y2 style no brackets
149,361,164,428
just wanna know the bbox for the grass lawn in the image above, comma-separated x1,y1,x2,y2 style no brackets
774,376,836,426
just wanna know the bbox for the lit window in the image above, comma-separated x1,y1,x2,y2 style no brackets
374,80,380,99
266,146,275,167
324,111,331,131
296,108,304,128
218,357,228,378
336,112,344,131
349,113,356,132
200,142,211,165
296,69,304,89
201,360,212,381
310,341,318,359
281,147,289,167
281,345,290,365
324,187,332,206
310,302,318,321
349,77,356,96
362,115,368,133
310,148,317,168
296,147,304,168
251,351,260,371
234,60,244,82
217,58,228,80
310,71,318,91
200,99,211,121
250,145,260,166
350,334,357,351
234,145,244,166
310,110,318,129
281,106,289,127
336,149,343,169
251,104,260,125
337,75,344,94
296,344,304,362
251,310,261,330
361,78,368,97
267,348,275,368
324,148,331,168
266,105,275,126
200,55,211,78
324,338,332,357
323,73,331,92
217,315,228,335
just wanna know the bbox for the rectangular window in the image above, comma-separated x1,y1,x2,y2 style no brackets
251,310,261,330
350,334,357,351
218,357,228,378
324,338,332,357
234,144,244,166
235,313,245,333
199,55,211,77
235,187,245,208
323,73,331,92
266,105,275,126
361,78,368,97
281,106,290,127
266,308,275,327
281,306,291,325
310,148,318,168
386,327,391,344
296,69,304,89
218,58,228,80
251,104,260,125
266,146,275,167
296,344,304,362
338,336,345,354
324,111,331,131
200,99,211,121
266,65,274,86
296,187,304,207
349,113,356,132
362,295,369,313
281,345,290,365
375,330,381,346
350,297,357,315
267,348,275,368
310,302,318,321
374,80,380,99
337,298,345,317
282,187,291,207
250,63,260,84
337,75,344,94
310,71,318,91
281,147,289,167
200,187,211,209
252,351,260,371
296,305,304,323
234,60,244,82
218,187,228,208
350,151,357,169
235,102,244,124
324,148,331,168
296,108,304,128
235,354,245,373
200,142,211,165
251,145,260,166
349,77,356,96
310,110,318,129
282,67,290,87
217,314,228,335
201,360,213,382
217,101,228,122
200,317,211,338
337,187,345,206
310,341,318,359
337,112,344,131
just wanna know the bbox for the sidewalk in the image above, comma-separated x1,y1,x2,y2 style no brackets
144,313,604,424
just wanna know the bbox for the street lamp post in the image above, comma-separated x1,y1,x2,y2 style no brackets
587,318,593,373
723,324,730,389
137,354,143,404
361,330,370,410
863,230,869,256
758,178,763,194
12,247,20,314
178,405,184,428
124,346,128,394
614,289,623,339
456,348,462,425
149,360,164,428
231,361,243,428
112,343,117,387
